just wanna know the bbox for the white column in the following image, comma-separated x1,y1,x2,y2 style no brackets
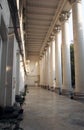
39,59,41,86
60,11,72,92
47,45,50,88
50,41,53,88
70,0,84,93
42,54,45,87
44,50,47,88
45,50,48,87
42,55,45,87
54,25,62,91
52,40,56,89
48,44,51,88
41,57,44,86
40,59,43,87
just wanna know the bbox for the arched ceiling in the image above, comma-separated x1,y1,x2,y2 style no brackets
25,0,71,59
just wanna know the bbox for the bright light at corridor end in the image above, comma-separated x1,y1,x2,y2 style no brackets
35,62,38,66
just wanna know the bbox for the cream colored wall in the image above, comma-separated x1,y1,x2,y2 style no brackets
26,56,40,86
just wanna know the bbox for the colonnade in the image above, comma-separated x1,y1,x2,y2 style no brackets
40,0,84,95
0,0,84,107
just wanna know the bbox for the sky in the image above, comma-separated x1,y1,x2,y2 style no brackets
69,0,84,43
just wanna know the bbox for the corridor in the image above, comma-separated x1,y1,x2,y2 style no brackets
22,87,84,130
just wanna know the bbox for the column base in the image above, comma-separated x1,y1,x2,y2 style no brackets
55,87,62,95
39,85,41,87
41,85,44,88
45,85,49,89
61,89,74,99
49,87,55,92
74,92,84,99
47,86,50,90
41,85,48,89
43,85,46,89
44,85,49,90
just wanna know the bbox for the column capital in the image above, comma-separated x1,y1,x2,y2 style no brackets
54,25,61,33
45,43,49,48
40,54,42,60
59,11,70,23
49,32,55,41
68,0,81,4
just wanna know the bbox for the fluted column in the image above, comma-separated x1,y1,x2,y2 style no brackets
44,51,47,88
39,59,41,86
54,25,62,92
47,45,50,88
60,11,72,92
50,41,53,88
41,56,43,87
42,56,44,87
45,48,48,88
41,58,43,87
42,54,45,87
52,40,56,89
40,57,43,87
43,53,46,87
69,0,84,93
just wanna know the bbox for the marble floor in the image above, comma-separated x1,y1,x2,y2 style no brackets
21,87,84,130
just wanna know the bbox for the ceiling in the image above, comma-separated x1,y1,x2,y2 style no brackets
25,0,71,59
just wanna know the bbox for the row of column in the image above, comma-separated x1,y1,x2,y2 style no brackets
40,0,84,94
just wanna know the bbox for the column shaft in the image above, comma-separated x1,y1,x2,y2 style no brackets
42,55,45,87
55,28,62,90
72,0,84,93
39,60,41,86
60,12,72,91
44,52,47,87
41,57,44,86
45,50,48,87
43,55,45,87
52,40,56,88
50,41,53,88
47,46,50,88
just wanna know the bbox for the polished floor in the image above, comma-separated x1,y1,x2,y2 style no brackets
22,87,84,130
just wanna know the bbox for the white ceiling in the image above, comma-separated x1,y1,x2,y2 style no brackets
25,0,71,58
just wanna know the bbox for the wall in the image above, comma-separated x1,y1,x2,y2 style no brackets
19,55,25,91
1,0,10,27
26,56,39,86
